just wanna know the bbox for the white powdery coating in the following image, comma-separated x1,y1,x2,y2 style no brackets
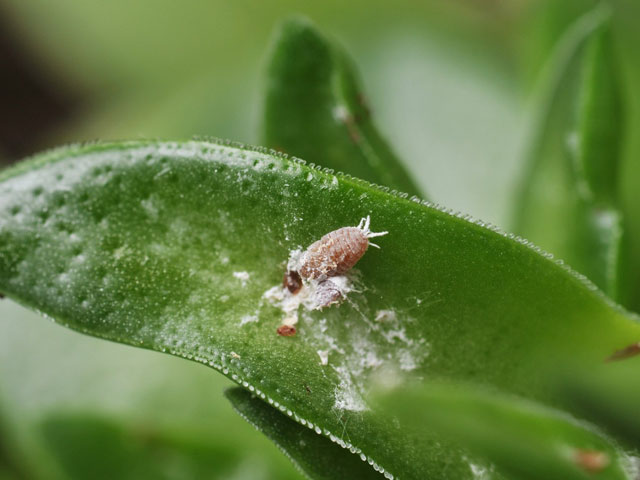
263,245,431,413
333,366,367,412
239,314,258,326
233,271,250,287
140,195,159,219
287,248,306,272
375,310,397,322
469,463,488,479
262,285,305,326
397,349,417,371
363,350,383,369
329,310,430,411
463,456,494,480
324,275,351,293
317,349,329,366
382,326,411,344
622,454,640,480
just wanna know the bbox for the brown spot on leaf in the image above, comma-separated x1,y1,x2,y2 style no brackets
606,342,640,362
357,93,371,117
344,116,361,143
277,325,297,337
573,449,609,473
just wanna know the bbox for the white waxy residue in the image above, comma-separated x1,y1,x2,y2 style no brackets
233,271,250,287
262,243,430,414
375,310,397,322
333,366,367,412
263,248,356,325
463,456,494,480
239,314,258,326
317,349,329,366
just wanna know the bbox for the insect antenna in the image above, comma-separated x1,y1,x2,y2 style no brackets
357,215,388,242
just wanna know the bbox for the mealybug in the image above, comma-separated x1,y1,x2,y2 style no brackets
298,216,387,281
267,216,388,336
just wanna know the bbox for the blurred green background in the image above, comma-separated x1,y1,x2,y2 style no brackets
1,0,639,478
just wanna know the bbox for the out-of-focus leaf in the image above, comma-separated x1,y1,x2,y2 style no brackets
557,357,640,449
0,470,17,480
30,408,305,480
262,18,421,197
517,0,596,89
362,30,521,227
1,140,640,478
377,382,631,480
225,387,379,480
38,412,300,480
0,392,66,480
575,26,622,205
615,0,640,314
514,6,627,303
0,404,26,480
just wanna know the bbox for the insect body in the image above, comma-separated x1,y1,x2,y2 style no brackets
298,216,387,281
274,216,387,337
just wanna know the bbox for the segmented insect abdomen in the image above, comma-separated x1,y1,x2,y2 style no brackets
299,227,368,279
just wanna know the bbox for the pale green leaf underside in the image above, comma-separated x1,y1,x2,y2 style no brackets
1,140,639,478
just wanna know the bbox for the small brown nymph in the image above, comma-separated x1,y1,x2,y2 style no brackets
298,216,387,280
282,270,303,294
277,324,297,337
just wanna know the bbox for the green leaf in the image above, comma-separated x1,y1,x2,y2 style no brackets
37,412,300,480
574,24,622,206
0,405,26,480
376,382,631,480
262,18,422,197
513,6,627,303
556,357,640,449
225,387,379,480
1,140,639,478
